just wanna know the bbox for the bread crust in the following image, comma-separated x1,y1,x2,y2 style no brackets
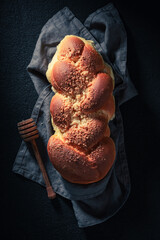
46,35,116,184
47,135,116,184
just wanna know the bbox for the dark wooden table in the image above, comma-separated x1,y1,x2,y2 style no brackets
1,0,160,239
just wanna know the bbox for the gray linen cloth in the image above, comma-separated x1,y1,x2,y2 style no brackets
13,2,138,227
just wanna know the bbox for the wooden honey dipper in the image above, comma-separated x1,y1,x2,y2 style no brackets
17,118,56,199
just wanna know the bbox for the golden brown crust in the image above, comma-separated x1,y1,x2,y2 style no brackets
63,116,109,151
57,35,85,62
46,35,116,184
51,61,84,96
47,135,115,184
50,94,72,131
80,73,114,113
78,43,104,74
102,94,115,121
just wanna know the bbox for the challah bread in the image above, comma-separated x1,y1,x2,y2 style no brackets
46,35,116,184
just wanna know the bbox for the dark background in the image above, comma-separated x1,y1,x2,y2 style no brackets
0,0,160,239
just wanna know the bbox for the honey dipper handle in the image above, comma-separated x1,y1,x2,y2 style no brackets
31,139,56,199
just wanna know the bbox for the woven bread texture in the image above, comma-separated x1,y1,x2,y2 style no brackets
46,35,116,184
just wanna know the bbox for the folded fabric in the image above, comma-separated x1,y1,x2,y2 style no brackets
13,2,138,227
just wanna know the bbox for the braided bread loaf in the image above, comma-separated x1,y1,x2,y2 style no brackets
46,35,116,184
